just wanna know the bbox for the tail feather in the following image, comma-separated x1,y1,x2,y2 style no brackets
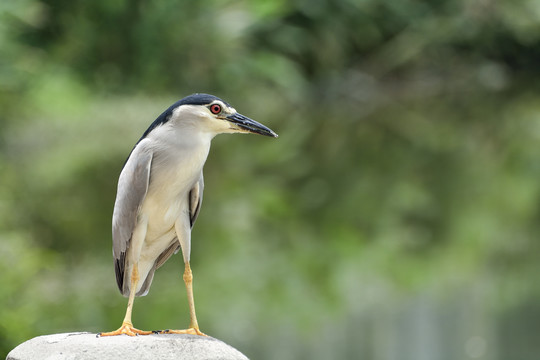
135,242,179,296
114,242,180,298
114,252,127,296
135,265,156,296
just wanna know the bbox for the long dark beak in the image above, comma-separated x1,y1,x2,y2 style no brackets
226,113,278,137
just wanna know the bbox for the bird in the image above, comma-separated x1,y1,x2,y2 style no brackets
99,93,277,337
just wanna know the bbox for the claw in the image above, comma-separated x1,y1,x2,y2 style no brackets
99,322,152,337
160,328,207,336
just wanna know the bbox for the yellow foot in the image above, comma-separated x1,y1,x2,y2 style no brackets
99,322,152,337
160,328,207,336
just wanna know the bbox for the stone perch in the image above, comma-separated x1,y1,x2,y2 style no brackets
6,332,249,360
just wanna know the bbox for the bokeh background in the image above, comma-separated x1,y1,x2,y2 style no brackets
1,0,540,359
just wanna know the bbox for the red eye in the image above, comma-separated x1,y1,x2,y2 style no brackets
210,104,221,114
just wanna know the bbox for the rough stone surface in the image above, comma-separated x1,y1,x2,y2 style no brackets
6,332,249,360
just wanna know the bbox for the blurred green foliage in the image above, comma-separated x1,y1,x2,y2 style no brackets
1,0,540,358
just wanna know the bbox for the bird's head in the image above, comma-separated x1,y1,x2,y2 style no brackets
157,93,278,139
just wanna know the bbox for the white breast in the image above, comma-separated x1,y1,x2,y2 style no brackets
142,122,211,239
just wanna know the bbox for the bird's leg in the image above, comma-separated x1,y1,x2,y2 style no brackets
160,262,206,336
184,261,200,331
99,264,152,336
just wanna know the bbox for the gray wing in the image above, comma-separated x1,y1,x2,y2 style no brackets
154,172,204,270
112,139,153,293
189,172,204,228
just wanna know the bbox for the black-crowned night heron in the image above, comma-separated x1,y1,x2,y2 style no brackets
100,93,277,337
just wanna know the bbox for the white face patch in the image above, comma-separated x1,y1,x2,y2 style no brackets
167,103,251,137
207,101,236,118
